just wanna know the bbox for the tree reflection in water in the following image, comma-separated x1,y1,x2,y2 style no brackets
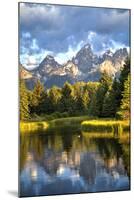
20,128,130,197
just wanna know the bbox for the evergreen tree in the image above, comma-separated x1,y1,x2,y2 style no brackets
48,86,62,113
20,80,30,120
89,58,130,118
116,57,130,109
30,80,45,115
82,89,90,112
95,72,112,117
102,78,120,117
86,82,100,97
113,57,130,118
60,82,75,114
88,82,100,116
119,57,130,92
117,74,130,119
75,89,90,113
89,93,98,116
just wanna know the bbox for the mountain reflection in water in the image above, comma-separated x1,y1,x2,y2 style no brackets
20,128,130,197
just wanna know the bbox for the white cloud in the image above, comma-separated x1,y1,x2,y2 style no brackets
20,49,53,70
30,39,39,51
109,39,128,52
20,40,85,69
55,41,84,64
87,31,128,55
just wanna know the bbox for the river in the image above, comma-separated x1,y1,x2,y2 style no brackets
19,126,130,197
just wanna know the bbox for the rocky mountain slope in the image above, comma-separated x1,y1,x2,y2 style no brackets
19,64,33,79
20,43,128,88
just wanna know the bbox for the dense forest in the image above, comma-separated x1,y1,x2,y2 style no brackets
20,58,130,121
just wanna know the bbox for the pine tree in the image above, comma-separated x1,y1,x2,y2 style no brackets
30,80,45,115
117,74,130,119
48,86,62,113
20,80,30,120
102,78,120,117
60,82,75,114
82,89,90,112
116,57,130,109
89,93,98,116
113,57,130,118
95,72,112,117
119,57,130,92
75,90,90,113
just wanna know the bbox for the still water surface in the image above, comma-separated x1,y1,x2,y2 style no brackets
20,127,130,197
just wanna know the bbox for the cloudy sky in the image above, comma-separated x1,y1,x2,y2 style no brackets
19,3,130,69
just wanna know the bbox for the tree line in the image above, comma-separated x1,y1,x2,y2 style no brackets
20,58,130,121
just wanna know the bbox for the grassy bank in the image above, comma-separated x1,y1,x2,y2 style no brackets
20,115,90,133
20,116,130,134
81,119,130,133
20,121,49,133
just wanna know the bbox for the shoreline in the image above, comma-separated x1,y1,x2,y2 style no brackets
20,116,130,134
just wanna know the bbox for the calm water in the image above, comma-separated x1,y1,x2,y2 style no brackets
19,127,130,197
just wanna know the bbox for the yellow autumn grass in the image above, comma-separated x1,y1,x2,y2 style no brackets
20,121,49,133
20,116,90,133
81,119,130,132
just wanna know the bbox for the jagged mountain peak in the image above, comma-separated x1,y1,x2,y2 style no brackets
77,43,93,54
113,48,128,59
82,43,92,50
37,54,61,76
45,54,55,60
21,44,129,88
40,54,59,66
73,43,97,73
101,49,113,62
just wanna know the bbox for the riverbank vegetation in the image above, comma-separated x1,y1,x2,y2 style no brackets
20,116,129,134
81,119,129,133
20,121,49,133
20,115,90,133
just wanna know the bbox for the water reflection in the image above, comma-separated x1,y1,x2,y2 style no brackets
20,128,130,197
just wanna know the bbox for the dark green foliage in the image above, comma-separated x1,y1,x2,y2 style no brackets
88,82,100,116
113,57,130,114
81,89,90,112
102,78,120,117
47,86,62,113
121,74,130,111
21,80,94,120
119,57,130,92
90,58,130,119
20,80,30,120
95,73,112,117
59,82,75,114
117,74,130,119
116,57,130,119
89,93,98,116
29,80,46,115
75,90,89,113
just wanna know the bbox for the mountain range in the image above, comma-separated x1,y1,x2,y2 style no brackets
20,43,128,89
